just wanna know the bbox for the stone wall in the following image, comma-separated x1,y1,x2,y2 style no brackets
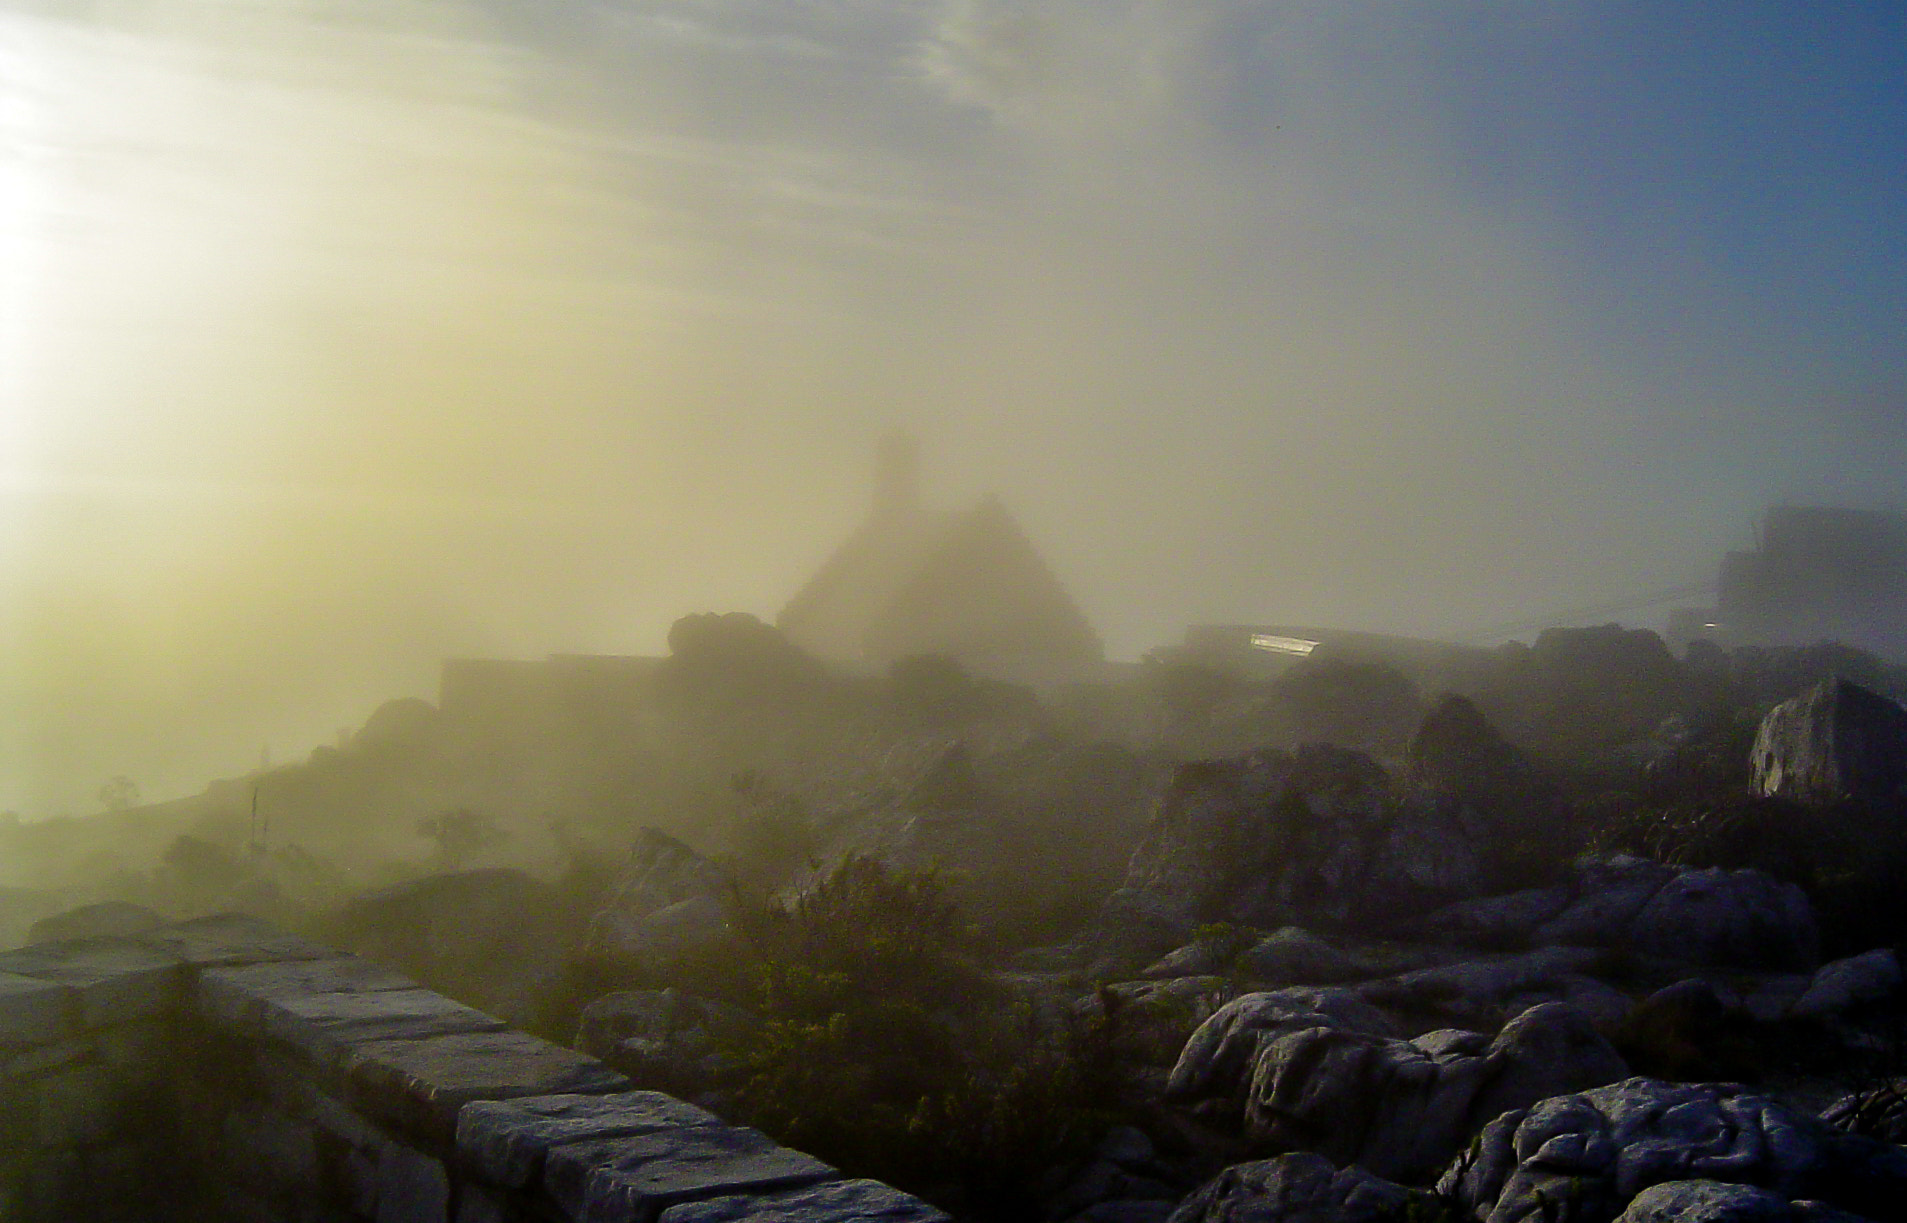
0,914,946,1223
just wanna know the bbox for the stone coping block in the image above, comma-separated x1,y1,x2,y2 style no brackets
656,1178,952,1223
0,938,188,1028
261,987,510,1064
198,954,418,1032
346,1030,631,1142
0,972,79,1047
135,913,332,967
459,1091,724,1189
543,1127,835,1223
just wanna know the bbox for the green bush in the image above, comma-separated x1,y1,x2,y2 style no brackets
717,854,1129,1218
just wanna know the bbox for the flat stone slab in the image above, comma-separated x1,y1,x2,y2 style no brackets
346,1030,630,1141
262,988,508,1062
657,1178,951,1223
0,938,187,1026
136,913,332,966
458,1091,723,1188
197,955,420,1033
0,972,78,1045
543,1126,835,1223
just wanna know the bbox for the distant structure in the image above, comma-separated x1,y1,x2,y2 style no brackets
777,434,1103,678
1178,624,1484,681
1669,506,1907,659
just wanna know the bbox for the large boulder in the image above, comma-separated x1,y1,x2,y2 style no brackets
1355,947,1633,1033
1239,1002,1627,1183
1405,695,1549,889
1414,857,1818,973
575,988,756,1097
1791,949,1902,1020
1165,1152,1439,1223
1438,1077,1907,1223
1167,988,1396,1105
586,829,737,972
1095,745,1484,955
1752,678,1907,805
316,867,565,1025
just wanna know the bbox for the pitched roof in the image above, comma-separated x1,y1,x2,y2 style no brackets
778,496,1101,666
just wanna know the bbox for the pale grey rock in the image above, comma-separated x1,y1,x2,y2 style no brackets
1243,1002,1626,1182
1791,950,1901,1020
1438,1077,1907,1223
1752,678,1907,804
1614,1181,1791,1223
1167,1152,1438,1223
1166,987,1395,1103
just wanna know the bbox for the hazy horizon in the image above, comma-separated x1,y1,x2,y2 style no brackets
4,0,1904,816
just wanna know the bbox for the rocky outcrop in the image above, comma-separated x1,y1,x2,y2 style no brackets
1414,857,1818,972
1165,1152,1439,1223
1405,695,1546,889
1167,988,1396,1105
1095,746,1486,957
1438,1078,1907,1223
1236,1002,1627,1183
1752,678,1907,805
587,829,738,972
577,988,757,1098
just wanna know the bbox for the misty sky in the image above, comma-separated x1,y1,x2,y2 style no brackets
3,0,1904,814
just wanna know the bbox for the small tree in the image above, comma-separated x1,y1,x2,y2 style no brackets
98,775,140,812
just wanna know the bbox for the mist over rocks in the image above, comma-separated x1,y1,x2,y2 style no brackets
15,619,1907,1221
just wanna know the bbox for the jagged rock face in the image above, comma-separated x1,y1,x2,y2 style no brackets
1438,1077,1907,1223
587,829,736,970
1166,1152,1439,1223
1097,745,1485,952
1237,1002,1626,1184
1752,677,1907,804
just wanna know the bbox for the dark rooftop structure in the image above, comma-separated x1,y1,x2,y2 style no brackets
1672,507,1907,659
777,435,1103,679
